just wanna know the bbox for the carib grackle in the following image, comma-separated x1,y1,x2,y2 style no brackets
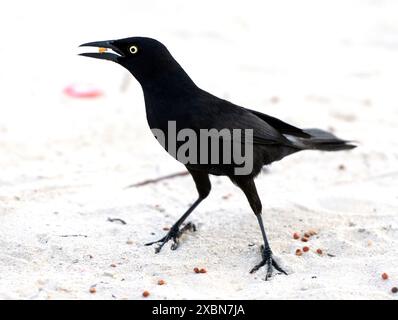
80,37,355,279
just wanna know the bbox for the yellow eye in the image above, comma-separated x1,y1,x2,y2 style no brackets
129,45,138,54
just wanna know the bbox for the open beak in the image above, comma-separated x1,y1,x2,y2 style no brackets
79,40,123,62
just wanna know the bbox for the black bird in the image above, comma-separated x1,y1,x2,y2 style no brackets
80,37,356,279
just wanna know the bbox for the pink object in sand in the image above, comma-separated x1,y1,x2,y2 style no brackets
64,84,103,98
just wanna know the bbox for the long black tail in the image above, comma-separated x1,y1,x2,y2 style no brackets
290,128,356,151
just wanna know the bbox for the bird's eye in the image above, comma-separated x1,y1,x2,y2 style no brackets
129,45,138,54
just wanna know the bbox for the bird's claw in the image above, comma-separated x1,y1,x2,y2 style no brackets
145,222,196,253
250,245,287,280
150,233,179,253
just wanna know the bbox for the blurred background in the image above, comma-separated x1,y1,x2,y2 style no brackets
0,0,398,299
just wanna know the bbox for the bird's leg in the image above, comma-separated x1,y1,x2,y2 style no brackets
145,169,211,253
250,213,287,280
231,176,287,280
145,199,201,253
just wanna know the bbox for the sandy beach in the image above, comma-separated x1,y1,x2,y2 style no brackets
0,0,397,299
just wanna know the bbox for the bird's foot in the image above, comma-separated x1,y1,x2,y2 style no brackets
145,222,196,253
250,245,287,280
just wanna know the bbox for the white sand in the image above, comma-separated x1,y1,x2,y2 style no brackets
0,0,397,299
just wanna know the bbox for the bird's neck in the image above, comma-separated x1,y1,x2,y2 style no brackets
137,60,199,101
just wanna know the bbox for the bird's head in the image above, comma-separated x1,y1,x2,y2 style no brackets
79,37,185,85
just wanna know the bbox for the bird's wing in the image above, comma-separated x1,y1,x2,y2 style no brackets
246,109,311,138
189,92,293,146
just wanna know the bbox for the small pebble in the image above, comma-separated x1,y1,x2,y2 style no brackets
338,164,346,171
103,272,114,278
392,287,398,294
110,263,116,268
126,240,133,245
308,229,317,236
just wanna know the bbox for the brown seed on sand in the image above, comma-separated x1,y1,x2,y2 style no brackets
89,287,96,294
194,267,200,273
110,263,116,268
392,287,398,294
303,246,310,252
199,268,207,273
157,279,166,285
301,237,309,242
293,232,300,240
295,249,303,256
142,290,150,297
316,249,323,255
163,227,170,231
382,273,388,280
